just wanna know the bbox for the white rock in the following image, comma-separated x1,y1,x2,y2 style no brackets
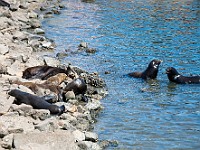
72,130,85,142
0,44,9,55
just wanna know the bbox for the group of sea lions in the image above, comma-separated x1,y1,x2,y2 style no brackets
8,60,199,115
128,59,200,84
8,65,88,115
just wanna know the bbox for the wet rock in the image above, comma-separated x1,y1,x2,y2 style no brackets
27,11,38,19
1,134,13,149
79,42,88,48
85,131,98,142
85,99,102,111
78,141,101,150
86,48,96,54
41,41,53,49
34,28,45,34
29,19,41,28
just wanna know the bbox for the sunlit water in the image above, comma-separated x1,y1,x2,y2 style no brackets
42,0,200,149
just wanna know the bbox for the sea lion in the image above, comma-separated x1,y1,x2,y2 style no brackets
22,65,77,80
166,67,200,84
64,78,88,102
0,0,10,7
8,89,65,115
11,80,63,101
128,59,162,79
44,73,68,85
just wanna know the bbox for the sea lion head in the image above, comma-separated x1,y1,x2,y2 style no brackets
66,66,78,79
165,67,181,82
149,59,162,69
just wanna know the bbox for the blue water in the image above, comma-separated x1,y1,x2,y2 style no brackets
42,0,200,149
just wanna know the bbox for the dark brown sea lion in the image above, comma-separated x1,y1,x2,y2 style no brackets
0,0,10,7
8,89,65,115
64,78,88,102
128,59,162,79
22,65,77,80
166,67,200,84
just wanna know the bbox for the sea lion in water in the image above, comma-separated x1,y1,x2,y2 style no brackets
128,59,162,79
8,89,65,115
22,65,77,80
166,67,200,84
64,78,88,102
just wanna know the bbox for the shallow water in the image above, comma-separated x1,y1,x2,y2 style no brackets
42,0,200,149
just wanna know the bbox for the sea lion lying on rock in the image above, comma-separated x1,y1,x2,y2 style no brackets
128,59,162,79
11,80,63,101
64,78,88,102
0,0,10,7
8,89,65,115
22,65,77,80
166,67,200,84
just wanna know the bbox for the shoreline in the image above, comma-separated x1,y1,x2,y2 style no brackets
0,0,109,149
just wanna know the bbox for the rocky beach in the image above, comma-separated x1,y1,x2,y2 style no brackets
0,0,108,149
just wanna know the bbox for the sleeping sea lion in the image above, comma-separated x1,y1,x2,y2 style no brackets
8,89,65,115
22,65,77,80
0,0,10,7
166,67,200,84
128,59,162,79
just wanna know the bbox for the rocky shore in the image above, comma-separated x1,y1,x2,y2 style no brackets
0,0,109,149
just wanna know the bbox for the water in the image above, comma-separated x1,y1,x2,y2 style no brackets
42,0,200,149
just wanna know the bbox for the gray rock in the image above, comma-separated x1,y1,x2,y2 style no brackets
85,132,98,142
34,118,58,131
79,42,88,48
65,91,76,101
27,11,38,19
29,19,41,28
34,28,45,34
9,104,33,116
0,44,9,55
0,92,15,114
13,131,79,150
59,113,77,122
9,2,20,11
85,99,102,111
58,120,76,131
1,134,13,149
41,41,52,48
0,123,9,138
43,56,60,66
30,109,50,120
0,115,35,134
78,141,101,150
72,130,85,142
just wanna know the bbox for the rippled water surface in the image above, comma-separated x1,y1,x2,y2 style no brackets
42,0,200,149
